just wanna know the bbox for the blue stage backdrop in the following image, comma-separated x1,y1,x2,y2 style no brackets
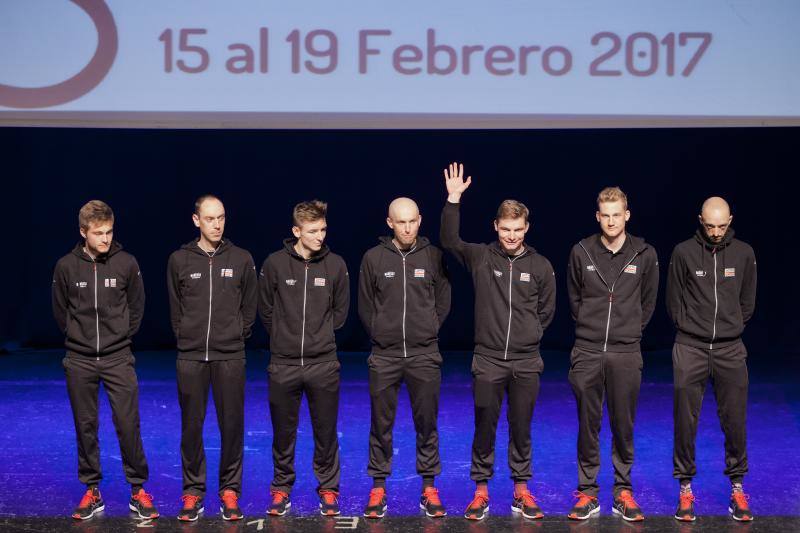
0,127,792,357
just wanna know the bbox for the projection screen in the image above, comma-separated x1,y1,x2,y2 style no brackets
1,0,798,128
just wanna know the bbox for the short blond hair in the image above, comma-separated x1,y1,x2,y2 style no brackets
495,199,529,223
293,199,327,226
597,187,628,210
79,200,114,230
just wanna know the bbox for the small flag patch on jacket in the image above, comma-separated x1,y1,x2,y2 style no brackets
104,278,117,287
724,268,736,277
221,268,233,278
315,277,326,287
624,265,637,274
520,272,531,282
414,269,425,278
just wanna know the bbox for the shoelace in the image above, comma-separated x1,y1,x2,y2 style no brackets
572,491,597,507
679,492,695,509
423,487,441,506
516,489,537,508
78,490,98,508
617,491,639,511
368,488,385,507
133,490,154,508
222,491,239,509
468,491,489,510
319,490,338,505
732,491,750,510
271,490,289,505
181,494,201,510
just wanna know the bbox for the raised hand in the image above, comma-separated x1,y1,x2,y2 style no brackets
443,162,472,202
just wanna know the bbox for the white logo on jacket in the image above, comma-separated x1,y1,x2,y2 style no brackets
520,272,531,282
586,265,596,272
221,268,233,278
285,279,297,286
493,269,503,277
695,270,707,277
104,278,117,288
76,281,88,288
190,272,202,279
314,277,326,287
384,271,395,278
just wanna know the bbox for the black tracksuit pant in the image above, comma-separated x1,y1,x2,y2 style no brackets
367,353,442,481
268,360,341,493
568,346,642,497
177,358,246,498
470,353,542,483
673,341,749,483
63,352,149,488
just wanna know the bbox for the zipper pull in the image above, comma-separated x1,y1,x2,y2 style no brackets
609,293,614,303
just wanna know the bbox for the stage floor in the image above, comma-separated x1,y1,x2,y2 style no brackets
0,349,798,532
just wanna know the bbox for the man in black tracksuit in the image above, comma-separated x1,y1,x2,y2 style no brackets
259,200,350,517
667,196,757,522
566,187,658,522
359,197,451,519
440,163,556,521
51,200,158,520
167,195,258,521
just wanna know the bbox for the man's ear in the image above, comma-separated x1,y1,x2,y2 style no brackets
386,217,393,230
624,210,631,222
192,213,201,228
292,225,301,238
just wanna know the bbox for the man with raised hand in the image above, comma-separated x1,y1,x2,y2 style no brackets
566,187,658,522
359,197,451,519
52,200,159,520
259,200,350,517
667,197,757,522
440,163,556,521
167,195,257,522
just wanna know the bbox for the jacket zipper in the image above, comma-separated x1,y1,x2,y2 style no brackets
503,253,526,360
398,244,416,358
300,262,309,366
205,257,213,361
93,262,100,360
710,250,718,350
579,242,638,352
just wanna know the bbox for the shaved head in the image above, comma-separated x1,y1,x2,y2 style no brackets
701,196,731,220
699,196,733,243
388,197,419,220
387,197,421,249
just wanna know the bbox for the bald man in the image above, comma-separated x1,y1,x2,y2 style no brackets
667,197,757,522
358,197,451,518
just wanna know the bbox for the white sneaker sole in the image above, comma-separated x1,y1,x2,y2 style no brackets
420,502,447,517
612,506,644,522
464,505,489,521
73,504,105,520
268,501,291,516
729,507,754,521
511,505,544,519
363,505,387,518
177,506,203,521
568,505,600,520
129,503,159,519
